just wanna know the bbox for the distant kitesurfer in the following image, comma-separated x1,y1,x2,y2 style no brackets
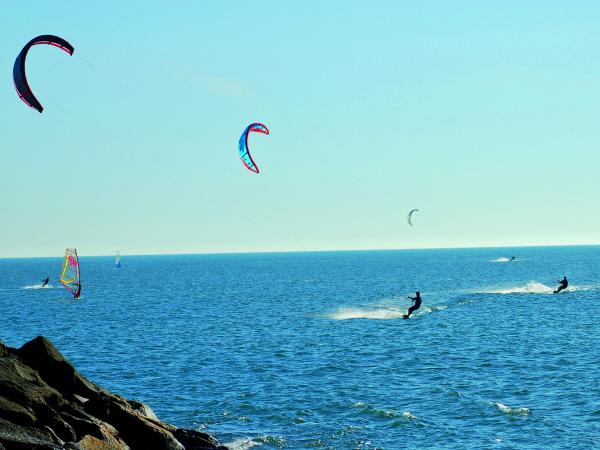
554,277,568,294
404,292,422,319
509,256,515,262
42,276,49,287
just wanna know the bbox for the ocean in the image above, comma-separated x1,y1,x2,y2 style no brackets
1,246,599,449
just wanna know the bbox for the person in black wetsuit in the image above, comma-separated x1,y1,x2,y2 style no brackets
509,256,515,262
42,276,50,287
554,277,568,294
404,291,422,319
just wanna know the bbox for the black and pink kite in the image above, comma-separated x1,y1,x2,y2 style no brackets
13,35,74,113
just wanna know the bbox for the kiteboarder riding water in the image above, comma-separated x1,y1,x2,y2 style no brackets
554,277,568,294
42,277,49,287
403,292,422,319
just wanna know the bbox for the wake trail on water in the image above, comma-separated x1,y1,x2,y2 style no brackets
487,281,554,294
490,257,511,263
328,307,405,320
22,284,55,290
481,281,593,295
326,305,447,321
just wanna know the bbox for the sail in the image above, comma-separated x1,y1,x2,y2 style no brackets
115,251,121,269
60,248,81,298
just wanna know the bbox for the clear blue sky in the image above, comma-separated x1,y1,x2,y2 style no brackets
1,1,599,257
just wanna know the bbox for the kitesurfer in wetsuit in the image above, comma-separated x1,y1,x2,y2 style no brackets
554,277,568,294
509,256,515,262
404,292,422,319
42,276,50,287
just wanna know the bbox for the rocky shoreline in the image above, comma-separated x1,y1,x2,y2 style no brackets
0,336,227,449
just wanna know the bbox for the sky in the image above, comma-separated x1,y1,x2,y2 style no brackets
1,1,600,257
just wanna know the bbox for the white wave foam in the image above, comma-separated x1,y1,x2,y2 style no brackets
482,281,550,294
406,305,448,319
402,411,418,420
327,304,447,320
569,285,598,292
224,438,261,450
422,305,448,313
489,281,553,294
353,402,411,419
494,402,530,415
485,281,586,295
328,307,406,320
22,284,54,290
491,257,511,263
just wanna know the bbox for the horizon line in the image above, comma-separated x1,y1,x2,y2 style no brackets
2,242,598,260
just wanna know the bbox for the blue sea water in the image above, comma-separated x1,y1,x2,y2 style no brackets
1,246,600,449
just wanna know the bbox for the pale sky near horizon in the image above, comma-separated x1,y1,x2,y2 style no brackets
1,1,600,258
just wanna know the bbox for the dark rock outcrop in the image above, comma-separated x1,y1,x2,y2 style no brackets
0,336,227,450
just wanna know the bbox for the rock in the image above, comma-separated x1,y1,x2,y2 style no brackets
12,337,99,403
0,337,227,450
173,429,229,450
75,433,129,450
72,395,89,406
127,400,159,422
0,418,61,449
0,355,64,426
0,395,36,426
88,390,185,450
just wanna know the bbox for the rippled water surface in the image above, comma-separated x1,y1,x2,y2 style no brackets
1,247,600,449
